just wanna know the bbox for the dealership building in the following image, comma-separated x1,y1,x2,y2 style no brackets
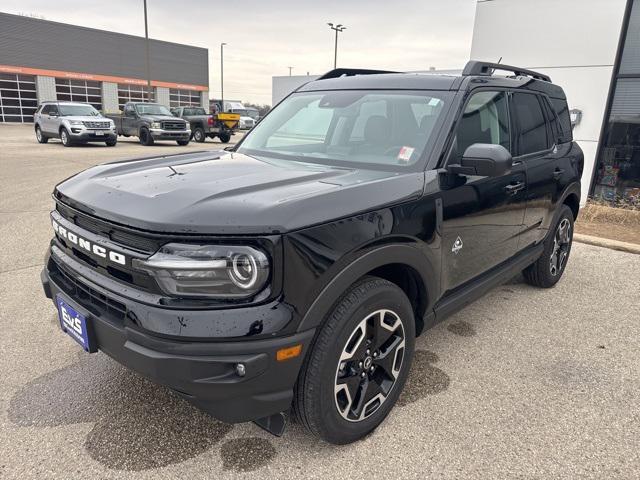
0,12,209,123
272,0,640,205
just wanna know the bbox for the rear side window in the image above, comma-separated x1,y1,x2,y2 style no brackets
550,98,573,144
511,93,548,155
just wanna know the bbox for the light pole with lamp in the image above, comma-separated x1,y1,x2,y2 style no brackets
327,23,346,69
220,42,227,112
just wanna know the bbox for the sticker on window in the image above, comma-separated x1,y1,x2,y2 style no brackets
428,98,442,106
397,146,415,163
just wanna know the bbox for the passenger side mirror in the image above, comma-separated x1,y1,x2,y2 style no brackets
448,143,512,177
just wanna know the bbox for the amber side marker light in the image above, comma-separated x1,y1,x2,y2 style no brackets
277,344,302,362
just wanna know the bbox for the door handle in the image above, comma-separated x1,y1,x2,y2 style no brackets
505,181,525,195
553,168,565,180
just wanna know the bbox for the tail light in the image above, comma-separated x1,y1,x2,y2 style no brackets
208,116,214,126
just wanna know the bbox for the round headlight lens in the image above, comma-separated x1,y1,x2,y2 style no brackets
230,253,258,289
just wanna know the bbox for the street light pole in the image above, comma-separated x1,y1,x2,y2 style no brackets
287,66,293,76
327,23,346,69
220,42,227,112
143,0,152,101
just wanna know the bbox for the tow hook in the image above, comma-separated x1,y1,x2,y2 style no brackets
253,411,288,437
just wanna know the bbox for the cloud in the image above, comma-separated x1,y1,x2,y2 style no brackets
5,0,477,104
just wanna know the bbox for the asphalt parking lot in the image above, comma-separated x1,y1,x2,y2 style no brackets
1,123,639,479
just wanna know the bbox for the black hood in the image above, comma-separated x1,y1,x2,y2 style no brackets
140,114,185,122
55,151,424,235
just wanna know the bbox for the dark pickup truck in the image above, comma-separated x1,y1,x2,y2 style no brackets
107,102,191,146
42,61,582,445
170,106,239,143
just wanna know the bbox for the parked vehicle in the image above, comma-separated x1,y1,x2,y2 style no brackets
41,61,582,444
170,106,239,143
107,102,190,146
34,102,117,147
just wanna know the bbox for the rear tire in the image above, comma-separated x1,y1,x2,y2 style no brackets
60,128,72,147
293,276,415,444
35,125,48,143
218,132,231,143
139,128,154,146
523,204,574,288
193,127,206,143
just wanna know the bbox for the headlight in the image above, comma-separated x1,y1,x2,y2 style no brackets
132,244,269,299
69,120,83,125
151,121,162,129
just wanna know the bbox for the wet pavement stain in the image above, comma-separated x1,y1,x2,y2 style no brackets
220,437,277,472
397,350,450,406
447,320,476,337
9,353,233,471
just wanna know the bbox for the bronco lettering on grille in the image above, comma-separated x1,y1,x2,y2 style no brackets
52,220,126,265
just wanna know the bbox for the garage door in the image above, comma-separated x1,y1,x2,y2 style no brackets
55,78,102,110
0,73,37,123
118,84,153,111
169,88,201,107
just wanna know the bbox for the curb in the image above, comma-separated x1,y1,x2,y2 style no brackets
574,233,640,255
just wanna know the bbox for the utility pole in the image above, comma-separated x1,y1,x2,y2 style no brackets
143,0,152,101
287,66,293,76
327,23,346,69
220,43,227,112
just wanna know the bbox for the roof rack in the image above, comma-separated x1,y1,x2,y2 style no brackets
317,68,399,80
462,60,551,83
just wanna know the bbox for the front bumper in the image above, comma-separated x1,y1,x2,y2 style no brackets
149,128,191,140
41,248,315,423
69,127,117,142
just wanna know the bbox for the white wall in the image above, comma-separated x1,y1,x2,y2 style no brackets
35,76,56,103
101,82,119,113
155,86,170,108
272,75,319,106
470,0,628,205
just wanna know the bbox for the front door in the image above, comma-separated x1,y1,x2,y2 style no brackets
440,90,527,293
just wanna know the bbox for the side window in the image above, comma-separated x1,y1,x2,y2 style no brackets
511,93,549,155
550,97,573,143
456,90,510,158
40,105,51,115
48,104,59,115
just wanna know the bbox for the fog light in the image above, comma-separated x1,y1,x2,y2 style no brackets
235,363,246,377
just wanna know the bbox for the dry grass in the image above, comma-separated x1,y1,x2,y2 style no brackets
579,199,640,226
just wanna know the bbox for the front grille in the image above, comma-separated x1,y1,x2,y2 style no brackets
83,121,111,129
51,258,127,322
56,202,161,253
161,120,186,131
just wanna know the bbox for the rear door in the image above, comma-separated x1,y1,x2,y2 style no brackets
440,90,527,292
510,92,565,249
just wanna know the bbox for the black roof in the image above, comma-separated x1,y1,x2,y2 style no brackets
296,61,566,99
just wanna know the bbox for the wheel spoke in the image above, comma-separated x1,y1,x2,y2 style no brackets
373,335,404,379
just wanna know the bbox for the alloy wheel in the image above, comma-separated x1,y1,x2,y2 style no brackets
334,309,406,422
550,218,571,276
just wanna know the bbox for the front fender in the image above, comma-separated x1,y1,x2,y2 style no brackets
296,243,438,333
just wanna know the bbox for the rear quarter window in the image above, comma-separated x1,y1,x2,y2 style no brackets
550,97,573,144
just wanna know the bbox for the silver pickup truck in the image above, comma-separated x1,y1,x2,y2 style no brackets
107,102,191,146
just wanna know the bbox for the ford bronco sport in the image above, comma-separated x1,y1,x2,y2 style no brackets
41,61,583,444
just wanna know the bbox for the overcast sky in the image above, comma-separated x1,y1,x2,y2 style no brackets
5,0,478,105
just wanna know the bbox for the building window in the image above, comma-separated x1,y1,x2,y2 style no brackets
117,84,153,111
169,88,201,107
55,79,102,111
594,0,640,204
0,73,37,123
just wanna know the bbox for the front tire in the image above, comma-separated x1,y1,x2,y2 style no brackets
523,204,574,288
293,276,415,444
105,138,117,147
177,139,190,146
60,128,72,147
139,128,154,146
193,127,206,143
35,125,48,143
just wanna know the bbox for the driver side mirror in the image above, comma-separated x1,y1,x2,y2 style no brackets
447,143,512,177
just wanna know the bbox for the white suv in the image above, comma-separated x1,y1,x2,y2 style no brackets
34,102,117,147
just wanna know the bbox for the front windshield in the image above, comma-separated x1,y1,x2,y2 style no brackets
58,104,100,116
246,109,259,119
184,107,207,115
237,90,450,170
232,109,249,116
135,103,173,116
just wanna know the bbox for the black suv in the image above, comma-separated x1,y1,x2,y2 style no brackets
41,61,583,444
